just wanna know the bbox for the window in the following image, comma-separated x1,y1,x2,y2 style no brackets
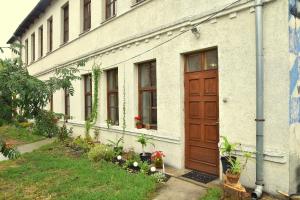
50,94,53,112
62,3,69,43
186,49,218,72
38,26,43,58
84,74,92,120
65,89,70,118
31,33,35,62
138,60,157,129
83,0,91,32
25,39,28,65
107,68,119,125
106,0,117,20
47,17,53,52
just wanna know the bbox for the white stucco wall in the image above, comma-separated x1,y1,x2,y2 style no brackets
15,0,291,195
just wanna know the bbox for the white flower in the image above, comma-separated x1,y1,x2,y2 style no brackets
150,167,156,172
117,155,122,160
133,162,138,167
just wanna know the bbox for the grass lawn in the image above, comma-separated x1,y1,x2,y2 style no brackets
0,142,157,200
0,125,45,144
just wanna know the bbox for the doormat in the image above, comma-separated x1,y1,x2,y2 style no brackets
182,171,218,184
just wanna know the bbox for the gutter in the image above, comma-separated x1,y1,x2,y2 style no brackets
252,0,265,199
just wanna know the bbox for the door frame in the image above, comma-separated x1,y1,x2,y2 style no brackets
183,48,220,176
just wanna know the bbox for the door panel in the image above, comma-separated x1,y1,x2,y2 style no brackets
185,69,219,176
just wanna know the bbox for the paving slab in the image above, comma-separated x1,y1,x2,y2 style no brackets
0,138,55,161
153,177,206,200
16,138,55,154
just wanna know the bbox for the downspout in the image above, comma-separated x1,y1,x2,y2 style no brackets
252,0,264,199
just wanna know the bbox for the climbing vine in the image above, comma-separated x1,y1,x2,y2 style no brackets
85,63,102,138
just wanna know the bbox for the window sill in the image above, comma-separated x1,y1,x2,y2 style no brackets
101,15,116,25
79,29,91,37
60,42,69,48
131,0,148,8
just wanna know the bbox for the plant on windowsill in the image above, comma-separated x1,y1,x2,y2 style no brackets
220,136,240,174
106,119,113,129
135,115,142,129
137,134,155,164
151,151,165,169
225,152,251,185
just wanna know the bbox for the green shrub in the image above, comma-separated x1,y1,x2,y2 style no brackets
33,110,59,138
16,115,27,123
0,119,4,127
71,136,94,152
16,122,34,128
58,123,73,142
88,144,114,162
200,187,222,200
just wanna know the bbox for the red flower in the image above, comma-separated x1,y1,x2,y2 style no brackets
152,151,165,160
134,115,141,121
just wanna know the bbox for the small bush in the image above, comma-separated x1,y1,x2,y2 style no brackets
33,110,59,138
70,136,94,152
58,123,73,142
16,115,27,123
17,122,34,128
88,144,114,162
0,119,4,127
200,187,222,200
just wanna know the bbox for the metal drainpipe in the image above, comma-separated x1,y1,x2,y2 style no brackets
252,0,264,199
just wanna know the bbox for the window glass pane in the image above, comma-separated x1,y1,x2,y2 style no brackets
150,63,156,87
85,76,91,92
140,64,150,88
110,108,118,124
142,91,151,124
109,94,117,107
151,108,157,125
205,49,218,70
152,92,157,107
86,95,92,107
187,54,201,72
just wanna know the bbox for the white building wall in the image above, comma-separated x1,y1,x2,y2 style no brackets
16,0,292,195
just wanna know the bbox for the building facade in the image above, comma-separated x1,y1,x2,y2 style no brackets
8,0,300,195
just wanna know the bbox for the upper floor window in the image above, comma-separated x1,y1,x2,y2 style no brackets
84,74,92,120
138,60,157,129
62,3,69,43
83,0,91,32
25,39,28,65
47,17,53,52
107,68,119,125
65,89,70,118
38,26,43,58
106,0,117,20
31,33,35,62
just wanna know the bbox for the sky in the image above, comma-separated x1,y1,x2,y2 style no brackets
0,0,39,59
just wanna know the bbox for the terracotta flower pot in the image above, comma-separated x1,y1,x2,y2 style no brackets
226,172,240,185
136,124,143,129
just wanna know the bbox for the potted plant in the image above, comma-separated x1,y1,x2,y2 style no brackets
220,136,239,174
226,152,251,185
135,115,142,129
152,151,165,169
137,134,155,164
108,137,124,156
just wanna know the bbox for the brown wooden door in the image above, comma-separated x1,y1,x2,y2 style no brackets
184,50,219,176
